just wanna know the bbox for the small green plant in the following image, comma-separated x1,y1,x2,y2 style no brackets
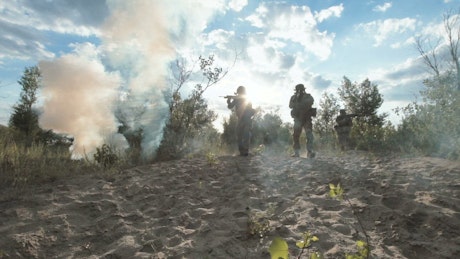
296,231,320,258
269,232,321,259
329,183,344,200
345,240,369,259
248,211,271,238
253,144,266,155
93,144,118,169
329,183,370,259
205,151,218,166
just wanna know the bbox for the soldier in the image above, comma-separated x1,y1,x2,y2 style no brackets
226,86,256,156
334,109,356,151
289,83,316,158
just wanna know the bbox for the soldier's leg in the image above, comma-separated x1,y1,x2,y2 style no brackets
236,122,245,155
304,120,315,158
292,120,302,156
240,123,251,156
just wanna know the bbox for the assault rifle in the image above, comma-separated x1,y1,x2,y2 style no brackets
344,113,358,118
220,95,238,99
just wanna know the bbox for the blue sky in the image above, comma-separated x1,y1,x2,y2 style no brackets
0,0,459,154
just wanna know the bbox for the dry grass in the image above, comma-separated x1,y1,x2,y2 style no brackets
0,126,112,194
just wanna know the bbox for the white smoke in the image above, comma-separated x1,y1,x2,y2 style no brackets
38,0,225,159
39,44,122,158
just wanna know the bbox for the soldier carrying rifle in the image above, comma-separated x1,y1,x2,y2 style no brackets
334,109,357,151
224,86,255,156
289,83,316,158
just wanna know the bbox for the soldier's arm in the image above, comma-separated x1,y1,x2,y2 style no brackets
289,95,296,109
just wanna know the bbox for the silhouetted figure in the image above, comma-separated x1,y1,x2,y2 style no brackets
227,86,255,156
334,109,356,151
289,84,316,158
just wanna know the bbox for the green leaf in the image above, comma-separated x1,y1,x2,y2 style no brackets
311,236,319,241
356,240,366,248
296,240,305,248
269,237,289,259
310,252,323,259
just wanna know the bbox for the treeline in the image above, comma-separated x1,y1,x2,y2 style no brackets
1,11,459,187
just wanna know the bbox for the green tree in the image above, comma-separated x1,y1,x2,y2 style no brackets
339,77,387,150
395,9,460,159
156,55,227,160
396,73,460,159
221,111,238,148
314,92,340,149
9,66,41,146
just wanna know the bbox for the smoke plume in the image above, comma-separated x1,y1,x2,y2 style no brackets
38,0,223,159
38,1,176,158
39,44,121,158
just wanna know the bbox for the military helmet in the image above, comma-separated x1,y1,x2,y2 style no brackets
295,84,305,91
236,85,246,94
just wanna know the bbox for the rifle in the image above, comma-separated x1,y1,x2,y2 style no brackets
220,95,238,99
345,113,358,118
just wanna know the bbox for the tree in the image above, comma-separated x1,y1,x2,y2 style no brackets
416,9,460,90
9,66,41,146
395,9,460,159
156,55,229,160
339,77,387,150
314,92,340,149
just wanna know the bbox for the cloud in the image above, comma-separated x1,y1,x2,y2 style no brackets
373,2,392,13
368,57,427,101
358,18,417,46
0,20,54,61
228,0,248,12
0,0,106,62
246,2,336,60
0,0,106,36
314,4,344,22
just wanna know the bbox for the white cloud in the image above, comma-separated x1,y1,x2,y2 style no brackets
0,1,105,36
373,2,392,13
358,18,417,46
390,36,416,49
228,0,248,12
246,2,335,60
314,4,344,22
245,4,269,28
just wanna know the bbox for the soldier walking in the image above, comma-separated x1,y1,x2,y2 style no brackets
334,109,356,151
289,84,316,158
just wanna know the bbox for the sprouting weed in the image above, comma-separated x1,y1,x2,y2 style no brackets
205,152,219,166
296,231,319,249
345,240,369,259
328,183,344,200
248,211,271,238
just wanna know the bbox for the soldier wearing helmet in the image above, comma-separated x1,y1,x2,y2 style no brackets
334,109,357,151
227,86,256,156
289,83,316,158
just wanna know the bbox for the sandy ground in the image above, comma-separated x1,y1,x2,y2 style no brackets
0,151,459,258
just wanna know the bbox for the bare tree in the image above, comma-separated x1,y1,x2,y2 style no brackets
416,9,460,90
444,10,460,90
415,36,442,77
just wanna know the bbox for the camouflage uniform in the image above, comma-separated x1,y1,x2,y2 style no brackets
334,109,353,151
227,86,255,156
289,84,315,158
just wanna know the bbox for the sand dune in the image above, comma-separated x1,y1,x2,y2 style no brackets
0,151,459,258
